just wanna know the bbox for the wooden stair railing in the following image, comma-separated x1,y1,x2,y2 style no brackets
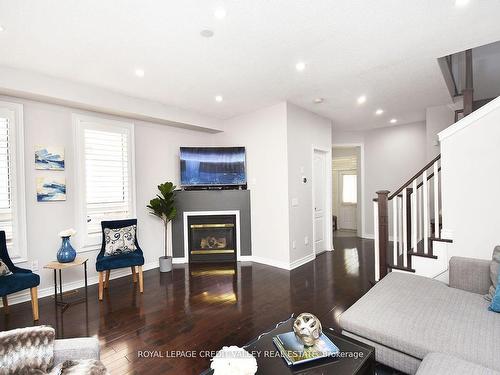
373,154,445,281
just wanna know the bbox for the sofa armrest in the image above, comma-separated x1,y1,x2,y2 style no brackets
449,256,491,295
54,337,100,365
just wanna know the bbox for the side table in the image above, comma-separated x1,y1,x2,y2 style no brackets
44,257,88,311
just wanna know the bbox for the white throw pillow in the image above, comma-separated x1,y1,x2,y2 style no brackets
0,259,12,276
103,225,137,257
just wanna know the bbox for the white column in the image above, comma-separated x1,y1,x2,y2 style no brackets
411,179,417,252
373,201,380,281
402,188,408,267
433,161,440,239
423,170,429,254
393,198,398,265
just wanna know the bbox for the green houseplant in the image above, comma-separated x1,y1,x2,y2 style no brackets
147,182,177,273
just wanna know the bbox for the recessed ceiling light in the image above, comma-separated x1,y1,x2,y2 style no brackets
455,0,470,7
200,29,215,38
313,98,325,104
295,62,306,71
215,95,223,102
0,25,4,32
390,118,398,124
135,69,145,77
214,8,227,19
375,109,384,115
357,95,367,104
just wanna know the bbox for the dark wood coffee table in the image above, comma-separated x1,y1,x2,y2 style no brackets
201,318,375,374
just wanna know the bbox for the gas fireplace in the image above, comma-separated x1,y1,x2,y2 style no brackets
187,214,237,263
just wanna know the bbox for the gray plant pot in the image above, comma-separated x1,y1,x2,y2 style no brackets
159,256,173,273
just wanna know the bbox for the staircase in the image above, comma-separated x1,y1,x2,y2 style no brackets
372,154,453,281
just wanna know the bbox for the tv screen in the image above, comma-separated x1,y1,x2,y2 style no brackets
180,147,246,187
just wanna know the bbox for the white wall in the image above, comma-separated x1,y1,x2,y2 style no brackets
1,95,216,304
332,122,427,237
214,103,291,268
439,97,500,260
286,103,332,266
426,104,455,160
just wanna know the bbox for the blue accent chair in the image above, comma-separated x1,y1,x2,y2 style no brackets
0,231,40,320
96,219,144,301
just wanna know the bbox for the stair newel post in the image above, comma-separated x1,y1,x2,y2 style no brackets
376,190,390,279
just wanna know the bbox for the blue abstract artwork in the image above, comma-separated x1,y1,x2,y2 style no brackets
36,177,66,201
35,146,65,170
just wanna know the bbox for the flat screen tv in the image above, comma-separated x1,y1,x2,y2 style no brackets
180,147,246,188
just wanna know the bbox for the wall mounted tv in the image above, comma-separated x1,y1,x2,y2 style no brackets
180,147,247,189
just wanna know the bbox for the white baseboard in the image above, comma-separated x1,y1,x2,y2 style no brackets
289,252,316,270
2,261,159,307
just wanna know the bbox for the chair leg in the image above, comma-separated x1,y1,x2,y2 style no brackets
138,266,144,293
131,266,137,283
104,270,110,289
98,272,104,301
2,295,9,314
30,288,39,321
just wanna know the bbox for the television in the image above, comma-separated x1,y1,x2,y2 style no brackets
180,147,246,188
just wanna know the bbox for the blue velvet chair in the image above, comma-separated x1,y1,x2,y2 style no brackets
96,219,144,301
0,231,40,320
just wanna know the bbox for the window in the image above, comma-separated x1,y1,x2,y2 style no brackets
0,101,27,262
74,114,135,250
342,174,357,204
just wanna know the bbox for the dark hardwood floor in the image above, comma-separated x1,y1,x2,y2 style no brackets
1,234,383,374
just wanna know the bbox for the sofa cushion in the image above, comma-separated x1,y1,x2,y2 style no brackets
339,272,500,371
416,353,500,375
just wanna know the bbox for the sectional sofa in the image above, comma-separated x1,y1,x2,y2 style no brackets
339,257,500,375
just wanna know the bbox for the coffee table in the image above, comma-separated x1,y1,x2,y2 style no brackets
201,317,375,374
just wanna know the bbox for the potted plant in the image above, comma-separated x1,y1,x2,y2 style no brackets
147,182,177,273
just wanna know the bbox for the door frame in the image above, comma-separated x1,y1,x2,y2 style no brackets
332,143,365,238
312,146,333,254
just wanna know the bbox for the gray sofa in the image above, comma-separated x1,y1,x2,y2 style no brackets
339,257,500,375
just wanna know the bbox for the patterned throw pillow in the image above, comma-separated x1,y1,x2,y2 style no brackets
0,259,12,276
104,225,137,256
485,246,500,301
0,325,55,373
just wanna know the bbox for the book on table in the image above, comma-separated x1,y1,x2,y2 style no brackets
272,331,340,366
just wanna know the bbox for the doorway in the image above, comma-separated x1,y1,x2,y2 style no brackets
332,146,362,237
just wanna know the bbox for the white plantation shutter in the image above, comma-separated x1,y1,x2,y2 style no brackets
0,117,13,246
85,129,130,235
0,102,27,262
74,115,135,248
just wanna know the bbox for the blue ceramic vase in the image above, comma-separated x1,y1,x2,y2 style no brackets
57,236,76,263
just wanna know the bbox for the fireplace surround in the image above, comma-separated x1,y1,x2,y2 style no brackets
172,190,251,262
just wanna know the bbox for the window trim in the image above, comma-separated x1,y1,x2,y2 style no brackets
73,113,136,252
0,101,27,264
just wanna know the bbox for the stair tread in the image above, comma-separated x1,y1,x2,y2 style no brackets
388,264,416,273
409,251,438,259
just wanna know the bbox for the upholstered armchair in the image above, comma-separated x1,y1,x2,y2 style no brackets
96,219,144,301
0,231,40,320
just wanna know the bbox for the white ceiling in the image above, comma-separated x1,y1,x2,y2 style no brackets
1,0,500,130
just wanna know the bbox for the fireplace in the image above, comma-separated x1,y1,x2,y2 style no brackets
187,214,237,263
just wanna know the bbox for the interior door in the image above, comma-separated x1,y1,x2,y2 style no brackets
338,171,357,230
313,150,327,254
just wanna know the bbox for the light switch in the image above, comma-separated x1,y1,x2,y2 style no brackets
291,198,299,207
